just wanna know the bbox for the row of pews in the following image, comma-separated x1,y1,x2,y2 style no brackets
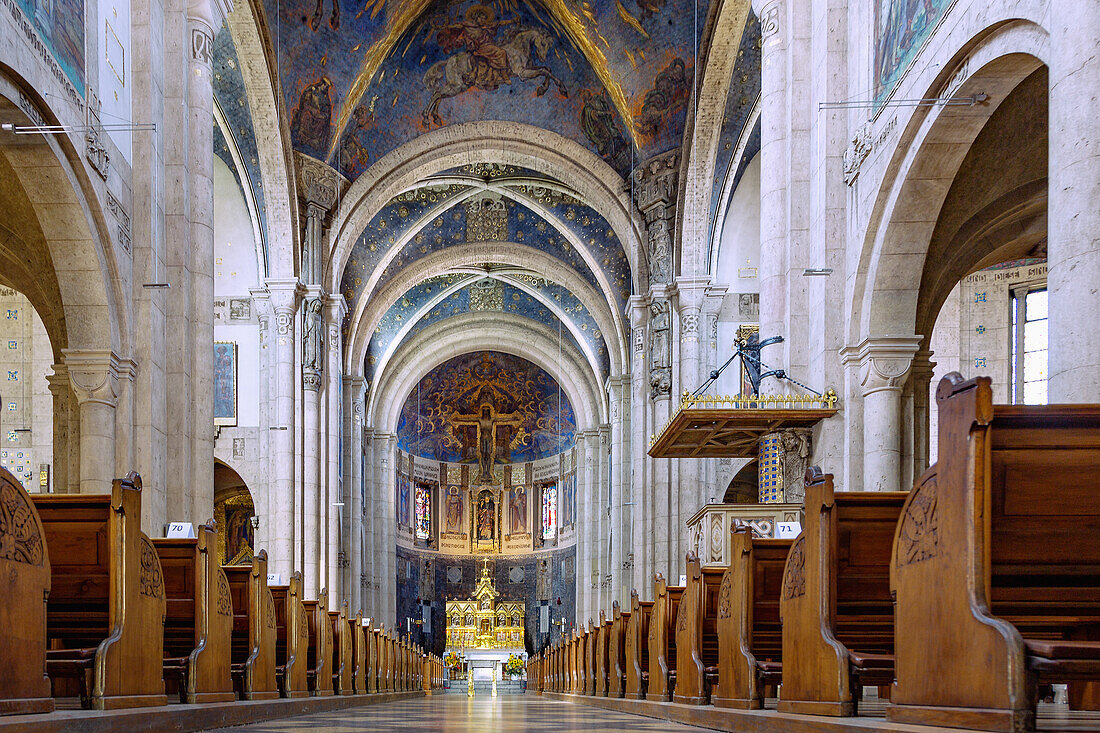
527,374,1100,732
0,471,445,715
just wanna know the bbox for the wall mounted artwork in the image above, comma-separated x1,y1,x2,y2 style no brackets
396,350,576,472
12,0,85,96
874,0,954,108
213,341,238,426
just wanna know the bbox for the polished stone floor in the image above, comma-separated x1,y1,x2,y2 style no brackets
207,695,704,732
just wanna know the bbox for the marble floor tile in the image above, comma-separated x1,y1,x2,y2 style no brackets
207,696,706,732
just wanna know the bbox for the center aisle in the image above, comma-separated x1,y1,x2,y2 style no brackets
208,695,707,732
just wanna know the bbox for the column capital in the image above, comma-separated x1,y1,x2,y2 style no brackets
322,293,347,324
46,364,69,395
62,349,123,407
910,349,937,383
265,279,304,314
752,0,782,41
846,336,923,396
187,0,232,38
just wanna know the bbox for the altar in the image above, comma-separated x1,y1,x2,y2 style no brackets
444,561,526,680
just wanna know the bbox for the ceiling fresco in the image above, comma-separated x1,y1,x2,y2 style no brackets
338,177,632,323
708,11,760,246
364,275,609,382
264,0,710,178
396,350,577,463
213,27,270,259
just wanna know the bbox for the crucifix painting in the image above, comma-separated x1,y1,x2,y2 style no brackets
451,403,523,484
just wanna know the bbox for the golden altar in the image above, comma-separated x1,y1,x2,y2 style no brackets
445,562,524,649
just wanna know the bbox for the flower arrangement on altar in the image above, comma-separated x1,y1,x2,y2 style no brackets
504,654,525,676
444,651,461,669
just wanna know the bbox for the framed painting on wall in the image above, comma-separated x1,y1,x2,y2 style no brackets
214,341,238,426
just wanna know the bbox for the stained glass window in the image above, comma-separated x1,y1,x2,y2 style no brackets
542,483,557,539
415,485,430,540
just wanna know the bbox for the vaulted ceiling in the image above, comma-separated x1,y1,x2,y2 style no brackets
264,0,710,179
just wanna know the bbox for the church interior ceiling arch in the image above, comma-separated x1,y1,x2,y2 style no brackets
265,0,710,180
396,350,576,466
212,27,270,265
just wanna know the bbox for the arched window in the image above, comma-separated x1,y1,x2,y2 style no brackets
415,484,431,539
542,483,557,539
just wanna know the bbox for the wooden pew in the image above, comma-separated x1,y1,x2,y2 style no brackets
303,590,333,695
330,601,353,694
268,572,308,698
367,628,379,693
0,467,54,715
711,527,790,709
576,630,584,693
608,600,628,698
570,632,579,693
34,473,167,709
778,468,905,716
624,588,652,699
584,620,596,694
594,610,610,696
154,519,235,703
351,611,366,694
646,573,685,702
888,374,1100,732
378,630,391,692
673,551,726,705
222,552,278,700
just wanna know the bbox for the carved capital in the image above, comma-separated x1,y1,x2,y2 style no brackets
296,153,346,212
630,150,679,215
62,350,122,407
265,279,302,317
851,336,923,396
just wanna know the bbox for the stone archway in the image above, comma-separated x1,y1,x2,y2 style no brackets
0,80,129,495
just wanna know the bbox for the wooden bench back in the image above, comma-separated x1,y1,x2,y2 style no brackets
330,601,353,694
153,519,234,703
713,528,791,709
303,589,333,695
608,601,628,698
779,468,905,715
890,374,1100,729
624,589,652,699
595,611,610,696
34,473,167,708
351,611,366,694
584,621,596,694
647,573,684,701
222,551,277,699
673,552,725,704
0,467,53,715
270,572,308,696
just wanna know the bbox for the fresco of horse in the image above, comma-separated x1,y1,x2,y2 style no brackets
422,10,568,128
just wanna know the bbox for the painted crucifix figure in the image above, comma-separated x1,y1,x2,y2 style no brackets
451,403,523,484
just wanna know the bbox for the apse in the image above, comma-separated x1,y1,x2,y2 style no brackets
396,350,576,467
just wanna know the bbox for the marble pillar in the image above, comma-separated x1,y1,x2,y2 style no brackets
378,433,397,624
267,280,300,582
574,429,589,620
607,375,630,607
1048,2,1100,402
909,350,936,485
323,296,345,602
46,364,77,493
343,376,365,612
855,337,921,492
362,428,376,616
754,0,789,355
627,298,649,596
301,293,323,597
185,0,229,525
251,289,273,555
62,350,121,494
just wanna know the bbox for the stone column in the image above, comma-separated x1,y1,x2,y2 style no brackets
647,299,673,585
186,0,230,524
344,376,365,612
301,293,324,598
627,298,649,596
361,428,376,616
596,424,611,612
584,429,600,621
323,296,345,602
1048,3,1100,402
62,350,121,494
46,364,76,493
573,429,589,620
378,433,398,624
267,280,300,582
606,376,630,606
855,337,922,492
754,0,789,353
909,350,936,484
250,289,273,556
